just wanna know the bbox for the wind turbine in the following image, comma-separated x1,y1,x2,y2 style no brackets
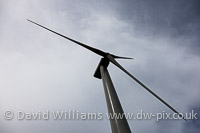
27,19,185,133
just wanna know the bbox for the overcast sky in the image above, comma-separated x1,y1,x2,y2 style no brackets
0,0,200,132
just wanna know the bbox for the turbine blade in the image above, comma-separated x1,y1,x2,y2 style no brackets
27,19,106,57
111,54,133,59
106,54,186,121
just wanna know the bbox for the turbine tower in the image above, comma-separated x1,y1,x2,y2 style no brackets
27,19,185,133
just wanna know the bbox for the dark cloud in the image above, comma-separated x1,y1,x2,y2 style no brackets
115,0,200,55
117,0,200,35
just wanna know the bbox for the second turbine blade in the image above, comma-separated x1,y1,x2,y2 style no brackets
27,19,106,57
106,54,186,121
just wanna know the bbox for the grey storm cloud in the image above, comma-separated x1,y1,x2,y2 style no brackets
117,0,200,34
116,0,200,53
0,0,200,133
